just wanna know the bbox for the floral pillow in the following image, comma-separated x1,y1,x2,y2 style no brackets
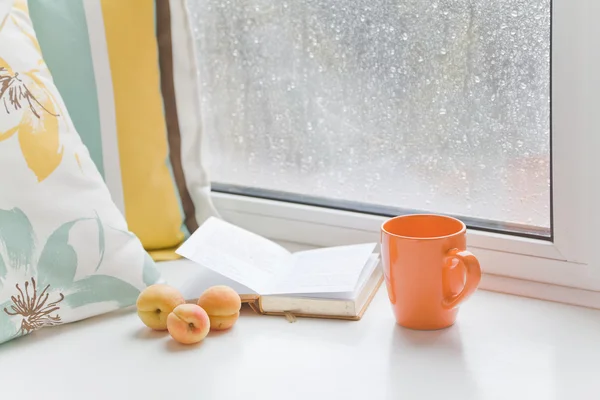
0,0,161,344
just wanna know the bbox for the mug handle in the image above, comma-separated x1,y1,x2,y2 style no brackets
442,249,482,309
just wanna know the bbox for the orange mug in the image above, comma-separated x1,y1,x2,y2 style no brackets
380,214,481,330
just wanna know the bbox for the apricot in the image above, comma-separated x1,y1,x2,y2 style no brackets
167,304,210,344
197,285,241,330
136,284,185,331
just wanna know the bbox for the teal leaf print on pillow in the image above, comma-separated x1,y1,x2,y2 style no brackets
0,208,35,292
36,220,79,290
0,253,6,291
64,275,140,309
0,208,35,273
37,212,107,290
0,207,145,344
143,253,160,286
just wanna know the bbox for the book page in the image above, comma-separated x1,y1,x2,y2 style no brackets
263,243,377,295
285,254,380,300
176,217,291,293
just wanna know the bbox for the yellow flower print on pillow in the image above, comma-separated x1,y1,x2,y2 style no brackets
0,57,63,182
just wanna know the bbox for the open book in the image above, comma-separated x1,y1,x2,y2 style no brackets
175,217,383,320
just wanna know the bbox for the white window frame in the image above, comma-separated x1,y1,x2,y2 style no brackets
208,0,600,309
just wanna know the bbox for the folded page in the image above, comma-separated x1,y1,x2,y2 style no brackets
176,217,291,293
263,243,377,295
178,266,256,301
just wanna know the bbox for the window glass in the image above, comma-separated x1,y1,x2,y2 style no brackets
188,0,551,235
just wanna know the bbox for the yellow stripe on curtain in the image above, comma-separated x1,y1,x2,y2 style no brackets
101,0,184,260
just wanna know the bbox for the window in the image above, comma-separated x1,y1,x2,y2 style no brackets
187,0,599,307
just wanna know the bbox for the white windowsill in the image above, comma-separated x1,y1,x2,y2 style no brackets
212,192,600,309
1,258,599,400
